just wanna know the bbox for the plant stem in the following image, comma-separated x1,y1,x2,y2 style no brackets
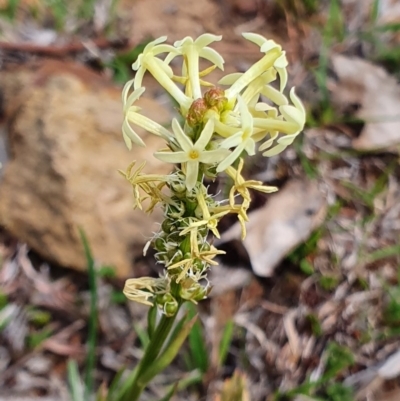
120,307,180,401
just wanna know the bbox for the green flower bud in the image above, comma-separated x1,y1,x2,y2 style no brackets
156,293,178,317
168,249,183,265
200,242,211,252
167,202,185,218
179,278,209,302
154,237,166,252
162,219,175,234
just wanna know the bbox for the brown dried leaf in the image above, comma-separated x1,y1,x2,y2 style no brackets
331,55,400,151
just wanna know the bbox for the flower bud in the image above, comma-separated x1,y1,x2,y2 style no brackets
154,237,166,252
204,87,227,112
170,180,187,195
187,98,207,127
162,219,175,234
156,293,178,317
167,202,185,218
179,278,209,302
168,249,183,265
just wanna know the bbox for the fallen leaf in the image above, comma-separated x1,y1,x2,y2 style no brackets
331,54,400,151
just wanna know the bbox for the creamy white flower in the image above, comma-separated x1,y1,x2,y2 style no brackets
216,96,255,172
223,33,283,101
121,83,146,148
121,81,172,148
132,37,191,111
249,33,288,91
257,88,306,156
167,34,224,100
154,119,230,190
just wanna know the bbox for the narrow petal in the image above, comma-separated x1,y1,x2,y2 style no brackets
253,118,298,133
237,95,253,131
199,148,231,164
213,119,240,138
245,138,256,156
186,161,199,190
154,150,188,163
199,47,224,70
290,87,306,118
277,67,288,92
124,87,145,112
260,85,288,106
220,131,243,149
126,112,172,140
195,33,222,48
262,142,286,157
194,119,214,150
172,119,194,152
152,44,179,56
174,36,193,47
260,39,281,53
261,132,299,157
258,132,278,151
216,145,243,172
152,56,174,78
218,72,243,86
278,132,299,145
121,79,135,104
133,67,146,90
164,51,179,65
148,36,168,48
122,132,132,150
122,118,146,147
279,105,305,126
225,49,281,99
242,32,267,48
132,54,143,71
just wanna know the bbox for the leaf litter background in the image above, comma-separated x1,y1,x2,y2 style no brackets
0,0,400,400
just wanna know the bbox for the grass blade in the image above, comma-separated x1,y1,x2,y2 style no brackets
67,359,85,401
218,320,234,367
79,228,98,400
187,303,208,373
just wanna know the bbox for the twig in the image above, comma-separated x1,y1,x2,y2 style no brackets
0,37,128,57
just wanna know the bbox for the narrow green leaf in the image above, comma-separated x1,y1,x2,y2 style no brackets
67,359,84,401
115,313,180,401
218,320,234,367
156,383,179,401
106,367,126,401
153,370,203,401
79,228,98,399
134,322,150,348
371,0,380,24
139,315,198,385
187,303,208,372
162,311,189,352
366,245,400,263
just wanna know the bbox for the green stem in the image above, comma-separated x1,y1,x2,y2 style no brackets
120,305,181,401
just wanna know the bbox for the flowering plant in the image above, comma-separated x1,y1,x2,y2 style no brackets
118,33,305,400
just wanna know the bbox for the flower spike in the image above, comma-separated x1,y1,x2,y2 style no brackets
121,33,305,314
